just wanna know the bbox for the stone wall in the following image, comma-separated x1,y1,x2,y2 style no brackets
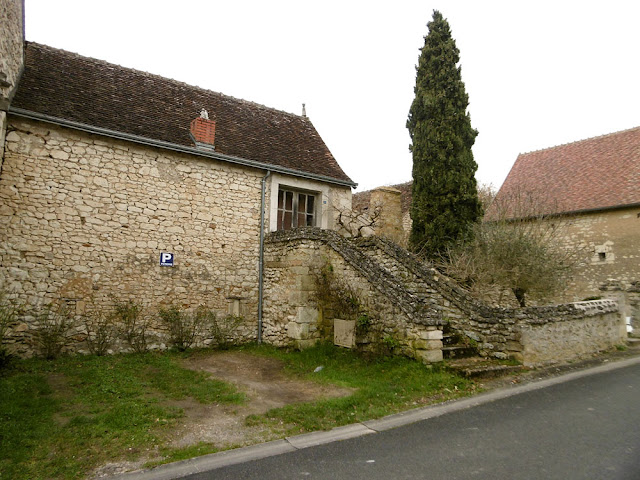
518,301,622,365
553,207,640,303
263,230,625,366
0,116,354,356
369,187,404,244
0,0,23,111
0,118,266,355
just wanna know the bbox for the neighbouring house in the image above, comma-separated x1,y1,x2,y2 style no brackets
492,126,640,326
0,0,355,355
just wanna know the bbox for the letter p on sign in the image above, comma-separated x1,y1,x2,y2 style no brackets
160,252,174,267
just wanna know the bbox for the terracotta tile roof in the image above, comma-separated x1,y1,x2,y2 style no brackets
492,126,640,217
10,42,354,185
352,181,413,214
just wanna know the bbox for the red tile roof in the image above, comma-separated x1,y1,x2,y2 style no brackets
10,42,354,185
492,126,640,217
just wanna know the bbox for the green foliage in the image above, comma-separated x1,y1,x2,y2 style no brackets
382,334,401,352
112,297,149,353
356,313,371,333
442,200,576,306
33,304,75,360
207,311,244,350
407,10,482,258
0,351,244,479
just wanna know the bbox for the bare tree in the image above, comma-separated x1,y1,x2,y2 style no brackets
441,189,578,307
335,201,382,239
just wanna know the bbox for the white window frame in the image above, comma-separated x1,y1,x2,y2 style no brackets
268,174,330,232
276,188,317,231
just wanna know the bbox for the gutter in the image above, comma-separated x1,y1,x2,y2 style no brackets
488,202,640,223
8,107,358,189
257,170,271,343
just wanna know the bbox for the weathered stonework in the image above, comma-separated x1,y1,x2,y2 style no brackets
263,229,445,362
369,187,404,244
0,0,23,111
0,119,264,354
0,114,353,356
554,208,640,301
264,229,625,366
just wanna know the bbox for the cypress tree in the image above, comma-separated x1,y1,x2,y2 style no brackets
407,10,482,258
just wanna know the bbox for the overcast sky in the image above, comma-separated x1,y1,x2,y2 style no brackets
24,0,640,192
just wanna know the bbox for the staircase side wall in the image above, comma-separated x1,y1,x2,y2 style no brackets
263,234,444,363
357,237,625,364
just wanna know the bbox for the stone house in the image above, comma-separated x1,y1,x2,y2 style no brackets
493,126,640,325
0,0,355,353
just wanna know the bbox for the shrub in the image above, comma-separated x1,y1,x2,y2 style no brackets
159,305,204,351
313,262,361,320
33,303,75,359
0,292,19,368
112,297,148,353
81,309,117,356
207,311,244,350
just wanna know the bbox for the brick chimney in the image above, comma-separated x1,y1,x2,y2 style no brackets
190,109,216,149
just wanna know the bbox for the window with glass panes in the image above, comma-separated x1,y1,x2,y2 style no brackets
277,188,316,230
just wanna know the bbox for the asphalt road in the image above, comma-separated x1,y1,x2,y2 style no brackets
182,361,640,480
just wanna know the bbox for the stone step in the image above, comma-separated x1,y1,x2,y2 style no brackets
442,345,477,359
445,357,524,379
626,337,640,349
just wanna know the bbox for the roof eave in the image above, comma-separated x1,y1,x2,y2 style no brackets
489,201,640,222
8,107,358,189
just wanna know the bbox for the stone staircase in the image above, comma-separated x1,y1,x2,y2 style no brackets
440,322,524,379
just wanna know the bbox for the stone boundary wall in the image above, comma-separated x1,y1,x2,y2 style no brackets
357,236,625,365
264,229,625,366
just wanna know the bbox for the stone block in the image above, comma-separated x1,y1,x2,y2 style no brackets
420,329,443,340
413,339,442,350
297,306,318,324
334,319,355,348
286,321,309,340
506,341,523,352
416,349,443,364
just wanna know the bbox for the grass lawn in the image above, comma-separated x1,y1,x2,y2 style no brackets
0,344,476,479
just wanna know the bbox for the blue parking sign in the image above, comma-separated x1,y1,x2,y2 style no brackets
160,252,174,267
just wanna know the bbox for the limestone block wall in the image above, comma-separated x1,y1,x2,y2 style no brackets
518,301,622,366
0,118,266,355
369,187,403,244
0,0,24,111
553,208,640,302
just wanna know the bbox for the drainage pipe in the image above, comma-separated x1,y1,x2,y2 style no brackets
257,170,271,343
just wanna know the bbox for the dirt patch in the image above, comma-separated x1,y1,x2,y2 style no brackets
169,351,353,448
91,351,353,477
